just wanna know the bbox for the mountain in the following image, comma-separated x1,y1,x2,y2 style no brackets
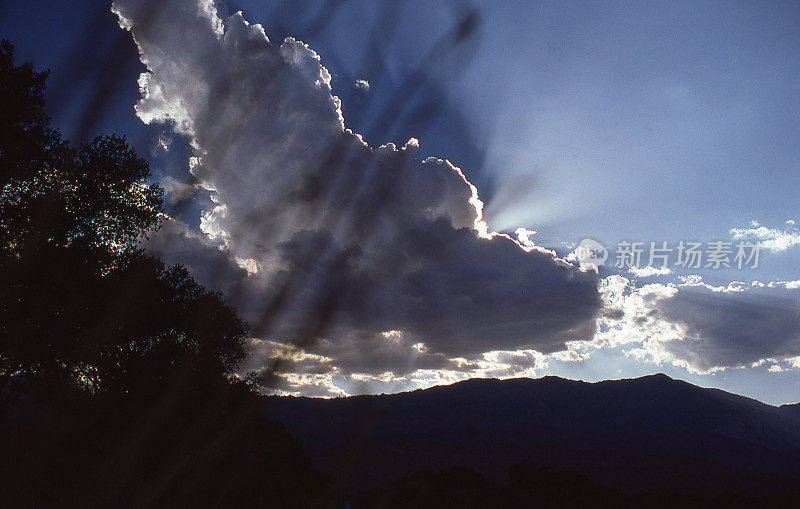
264,374,800,499
780,402,800,421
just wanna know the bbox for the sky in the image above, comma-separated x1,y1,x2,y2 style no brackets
2,0,800,404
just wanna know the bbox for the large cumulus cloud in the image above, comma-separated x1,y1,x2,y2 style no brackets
112,0,601,388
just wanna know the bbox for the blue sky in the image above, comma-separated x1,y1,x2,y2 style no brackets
3,0,800,403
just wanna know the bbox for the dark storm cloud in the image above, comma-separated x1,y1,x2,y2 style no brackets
658,285,800,372
599,276,800,374
113,0,600,380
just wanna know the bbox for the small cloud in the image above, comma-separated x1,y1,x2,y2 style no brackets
730,220,800,252
234,257,260,275
629,265,672,278
354,79,370,91
151,132,173,156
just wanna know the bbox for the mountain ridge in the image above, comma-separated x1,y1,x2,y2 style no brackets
264,373,800,496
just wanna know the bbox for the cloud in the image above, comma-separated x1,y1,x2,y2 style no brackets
113,0,601,388
115,0,800,394
730,220,800,252
240,336,568,397
628,265,672,278
598,275,800,374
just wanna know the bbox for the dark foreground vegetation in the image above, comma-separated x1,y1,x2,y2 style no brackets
2,39,800,508
0,40,330,507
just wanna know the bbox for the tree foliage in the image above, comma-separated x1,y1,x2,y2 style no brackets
0,40,334,506
0,40,246,396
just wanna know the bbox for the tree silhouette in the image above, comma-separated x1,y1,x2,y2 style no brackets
0,41,333,506
0,40,248,397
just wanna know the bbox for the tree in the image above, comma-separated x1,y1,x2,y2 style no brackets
0,40,334,507
0,39,53,190
0,41,246,397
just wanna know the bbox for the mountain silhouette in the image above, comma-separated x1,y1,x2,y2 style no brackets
780,401,800,421
265,374,800,498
